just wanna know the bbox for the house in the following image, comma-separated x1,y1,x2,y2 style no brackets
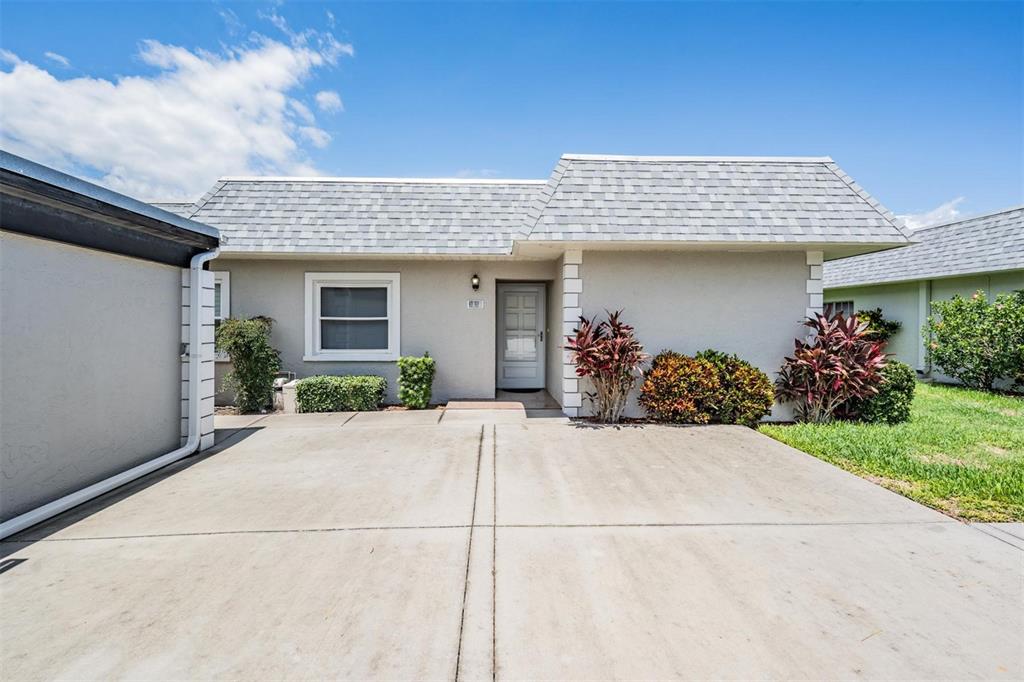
0,152,220,537
167,154,913,419
823,206,1024,377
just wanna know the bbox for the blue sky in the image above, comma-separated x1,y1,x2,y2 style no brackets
1,1,1021,225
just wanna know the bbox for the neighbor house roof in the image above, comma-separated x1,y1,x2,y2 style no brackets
525,154,912,246
823,206,1024,289
151,202,197,218
180,154,911,256
186,178,544,255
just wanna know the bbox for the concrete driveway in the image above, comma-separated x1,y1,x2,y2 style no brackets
2,412,1021,680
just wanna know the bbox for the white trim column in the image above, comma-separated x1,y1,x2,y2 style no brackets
561,249,583,417
806,250,824,319
181,268,217,451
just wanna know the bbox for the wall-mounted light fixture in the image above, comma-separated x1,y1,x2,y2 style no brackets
471,273,480,291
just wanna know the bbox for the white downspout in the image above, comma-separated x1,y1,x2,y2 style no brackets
0,247,221,540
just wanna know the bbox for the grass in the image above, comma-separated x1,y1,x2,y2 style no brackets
759,383,1024,522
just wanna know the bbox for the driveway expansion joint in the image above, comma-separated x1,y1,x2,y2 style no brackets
454,425,485,681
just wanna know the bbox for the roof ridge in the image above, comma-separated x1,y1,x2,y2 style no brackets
215,176,546,185
907,204,1024,233
560,153,834,163
521,156,572,239
823,161,914,242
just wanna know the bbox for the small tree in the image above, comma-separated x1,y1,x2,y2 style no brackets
565,310,648,423
215,316,281,413
856,307,902,343
925,291,1024,391
775,313,887,423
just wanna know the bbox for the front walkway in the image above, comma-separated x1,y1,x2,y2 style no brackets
1,413,1020,679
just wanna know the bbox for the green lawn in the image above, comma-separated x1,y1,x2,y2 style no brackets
759,383,1024,521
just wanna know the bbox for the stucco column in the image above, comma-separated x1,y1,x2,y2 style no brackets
561,249,583,417
806,250,824,319
180,268,217,451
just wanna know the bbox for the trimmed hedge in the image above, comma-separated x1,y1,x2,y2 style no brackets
639,349,774,426
857,360,916,425
397,353,436,409
295,375,386,413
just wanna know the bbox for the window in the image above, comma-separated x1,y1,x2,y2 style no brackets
824,300,854,319
304,273,400,361
213,272,230,361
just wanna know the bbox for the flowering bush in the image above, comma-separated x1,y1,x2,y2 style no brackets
925,290,1024,391
775,313,887,423
565,310,647,423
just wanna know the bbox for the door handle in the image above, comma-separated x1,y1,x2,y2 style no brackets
539,331,544,341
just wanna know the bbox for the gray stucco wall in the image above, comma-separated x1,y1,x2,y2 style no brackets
826,270,1024,374
211,258,558,405
1,232,182,522
581,250,808,420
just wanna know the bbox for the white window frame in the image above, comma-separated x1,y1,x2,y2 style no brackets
304,272,401,362
824,300,854,319
213,272,230,362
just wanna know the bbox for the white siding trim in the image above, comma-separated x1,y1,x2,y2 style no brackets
561,249,583,417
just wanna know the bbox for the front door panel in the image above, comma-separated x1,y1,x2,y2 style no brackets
497,283,546,389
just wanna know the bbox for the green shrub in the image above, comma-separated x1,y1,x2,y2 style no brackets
215,316,281,413
856,307,902,343
397,353,437,409
856,360,916,424
694,350,776,426
925,290,1024,390
639,350,774,426
295,375,386,413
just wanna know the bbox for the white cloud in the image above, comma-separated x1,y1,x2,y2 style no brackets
315,89,343,113
0,31,352,201
43,51,70,68
897,197,965,230
218,8,244,36
455,168,501,179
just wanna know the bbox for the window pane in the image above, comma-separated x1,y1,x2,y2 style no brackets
214,283,222,319
321,320,389,350
321,287,387,317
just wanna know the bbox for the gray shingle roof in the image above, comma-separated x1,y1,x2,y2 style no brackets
525,154,911,245
188,178,544,254
185,154,911,255
151,202,197,218
824,206,1024,288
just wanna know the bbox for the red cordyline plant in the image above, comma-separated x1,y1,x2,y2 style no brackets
775,313,888,423
565,310,648,423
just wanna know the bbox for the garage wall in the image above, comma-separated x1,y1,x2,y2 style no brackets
211,258,557,405
581,250,807,420
0,232,183,522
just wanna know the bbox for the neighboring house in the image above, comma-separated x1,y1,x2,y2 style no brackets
824,206,1024,378
164,154,913,418
0,152,220,535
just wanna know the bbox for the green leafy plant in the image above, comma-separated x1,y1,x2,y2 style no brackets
639,352,720,424
639,350,773,426
694,350,775,426
775,313,887,423
215,316,281,413
294,375,386,413
925,290,1024,390
855,360,917,425
565,310,648,423
397,353,437,409
856,307,902,343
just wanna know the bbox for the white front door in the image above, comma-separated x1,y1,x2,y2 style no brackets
497,283,546,389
